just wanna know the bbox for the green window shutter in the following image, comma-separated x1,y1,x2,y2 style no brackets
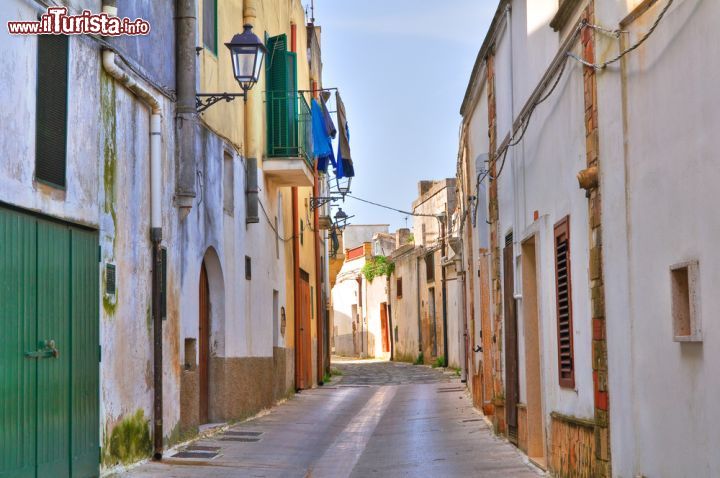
35,34,68,188
266,35,300,158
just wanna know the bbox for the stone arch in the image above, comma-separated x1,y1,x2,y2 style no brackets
201,246,226,357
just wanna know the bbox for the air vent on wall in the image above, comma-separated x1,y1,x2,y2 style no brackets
106,264,116,295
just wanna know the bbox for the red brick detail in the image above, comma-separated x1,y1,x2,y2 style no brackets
581,2,611,476
592,318,605,340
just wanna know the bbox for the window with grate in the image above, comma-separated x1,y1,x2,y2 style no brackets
202,0,217,54
554,217,575,388
35,34,68,188
425,253,435,282
396,278,403,299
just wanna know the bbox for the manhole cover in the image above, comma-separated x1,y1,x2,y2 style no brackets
225,430,263,437
185,445,221,452
220,436,262,442
171,451,218,459
436,387,465,393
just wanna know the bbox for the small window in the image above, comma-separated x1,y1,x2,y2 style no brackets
425,253,435,282
245,256,252,280
300,220,304,246
184,338,197,370
396,278,403,299
670,261,702,342
223,152,234,215
35,34,69,188
202,0,217,54
554,216,575,388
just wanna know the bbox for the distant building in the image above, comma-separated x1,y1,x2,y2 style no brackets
388,179,458,367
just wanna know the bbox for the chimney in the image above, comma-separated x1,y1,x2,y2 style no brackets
396,228,412,249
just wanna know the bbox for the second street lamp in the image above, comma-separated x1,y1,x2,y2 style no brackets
196,24,267,113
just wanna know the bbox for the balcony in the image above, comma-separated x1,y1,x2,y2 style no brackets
263,91,315,187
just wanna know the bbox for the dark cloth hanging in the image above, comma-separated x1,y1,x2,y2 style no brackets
320,92,337,139
311,98,336,173
335,91,354,178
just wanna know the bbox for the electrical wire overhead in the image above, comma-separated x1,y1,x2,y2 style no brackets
470,0,674,201
346,194,439,219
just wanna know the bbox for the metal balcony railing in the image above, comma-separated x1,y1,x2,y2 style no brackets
266,90,313,166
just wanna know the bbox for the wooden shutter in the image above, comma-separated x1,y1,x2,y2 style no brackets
554,216,575,388
396,278,403,299
35,34,68,188
425,253,435,282
266,35,299,157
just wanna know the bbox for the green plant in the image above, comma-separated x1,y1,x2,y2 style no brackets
322,372,331,383
330,368,343,376
414,351,424,365
432,356,445,368
361,255,395,282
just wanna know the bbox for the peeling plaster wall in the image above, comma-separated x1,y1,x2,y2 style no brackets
0,2,100,225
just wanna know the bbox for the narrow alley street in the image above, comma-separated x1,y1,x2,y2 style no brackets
117,360,539,478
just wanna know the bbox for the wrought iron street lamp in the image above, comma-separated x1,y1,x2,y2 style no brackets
334,208,353,230
196,24,267,113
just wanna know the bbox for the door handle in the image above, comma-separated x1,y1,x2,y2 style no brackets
24,339,59,359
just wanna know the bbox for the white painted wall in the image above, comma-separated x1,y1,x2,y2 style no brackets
331,256,363,356
342,224,389,250
389,248,421,362
597,0,720,475
364,275,391,360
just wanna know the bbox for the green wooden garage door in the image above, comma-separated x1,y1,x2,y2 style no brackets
0,206,99,478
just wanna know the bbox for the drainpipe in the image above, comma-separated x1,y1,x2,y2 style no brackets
439,214,449,367
457,257,468,382
101,1,164,459
387,275,394,361
506,4,522,300
416,256,422,359
175,0,197,215
244,0,260,224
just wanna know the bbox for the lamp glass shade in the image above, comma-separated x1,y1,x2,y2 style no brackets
225,25,267,90
230,46,263,83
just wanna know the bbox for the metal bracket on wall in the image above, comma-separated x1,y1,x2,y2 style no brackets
196,93,247,113
309,195,343,211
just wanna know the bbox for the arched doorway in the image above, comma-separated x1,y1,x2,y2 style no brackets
199,262,210,424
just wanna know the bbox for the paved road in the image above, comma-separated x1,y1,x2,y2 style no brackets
118,359,540,478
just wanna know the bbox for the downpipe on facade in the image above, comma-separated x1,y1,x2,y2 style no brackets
175,0,198,215
439,215,449,368
102,0,165,459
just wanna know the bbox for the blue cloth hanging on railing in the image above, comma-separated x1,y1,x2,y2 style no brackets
311,98,336,173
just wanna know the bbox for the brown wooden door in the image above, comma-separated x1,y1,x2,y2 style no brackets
199,263,210,423
297,270,312,389
503,241,519,443
380,303,389,353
